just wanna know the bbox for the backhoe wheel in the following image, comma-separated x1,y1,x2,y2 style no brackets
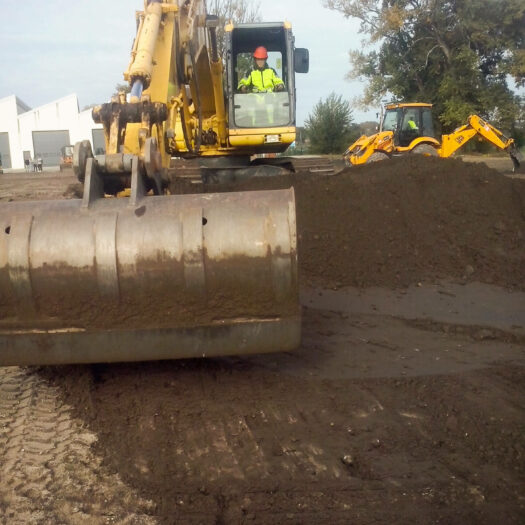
366,152,389,163
411,144,438,157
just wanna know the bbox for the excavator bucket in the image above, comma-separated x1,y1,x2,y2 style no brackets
0,159,300,366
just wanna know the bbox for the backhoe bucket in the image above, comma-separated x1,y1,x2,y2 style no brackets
510,147,522,173
0,165,300,366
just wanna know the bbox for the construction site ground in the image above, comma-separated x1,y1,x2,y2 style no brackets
0,154,524,524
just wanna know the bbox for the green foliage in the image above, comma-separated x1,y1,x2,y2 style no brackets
511,96,525,149
236,53,254,81
113,83,131,96
326,0,525,133
305,93,358,154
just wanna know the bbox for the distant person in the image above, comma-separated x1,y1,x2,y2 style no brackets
238,47,285,93
24,158,30,172
32,157,38,172
37,155,43,172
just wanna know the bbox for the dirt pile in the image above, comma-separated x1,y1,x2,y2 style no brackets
296,156,525,289
197,156,525,290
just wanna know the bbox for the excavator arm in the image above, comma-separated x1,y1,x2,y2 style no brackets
78,0,229,194
439,115,522,172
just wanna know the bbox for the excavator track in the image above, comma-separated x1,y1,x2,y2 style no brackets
0,366,156,522
167,156,336,186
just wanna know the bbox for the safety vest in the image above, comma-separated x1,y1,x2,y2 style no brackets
238,67,284,92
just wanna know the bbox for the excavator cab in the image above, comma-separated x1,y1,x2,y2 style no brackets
225,22,309,153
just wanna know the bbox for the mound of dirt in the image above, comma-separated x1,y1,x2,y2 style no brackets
297,156,525,290
188,156,525,290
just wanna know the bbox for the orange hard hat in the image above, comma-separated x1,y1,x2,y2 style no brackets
253,46,268,59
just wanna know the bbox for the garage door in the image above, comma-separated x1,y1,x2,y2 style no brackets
0,133,11,169
92,129,106,155
32,130,71,167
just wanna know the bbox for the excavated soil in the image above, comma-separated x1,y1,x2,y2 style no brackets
174,155,525,290
0,156,524,524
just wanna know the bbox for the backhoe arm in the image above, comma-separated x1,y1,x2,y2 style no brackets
440,115,521,171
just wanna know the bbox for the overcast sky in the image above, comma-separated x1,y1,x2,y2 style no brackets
0,0,377,125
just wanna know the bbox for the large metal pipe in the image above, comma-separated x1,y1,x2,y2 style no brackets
0,189,300,365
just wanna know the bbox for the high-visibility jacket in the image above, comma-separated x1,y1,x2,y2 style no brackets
238,67,284,92
407,119,419,130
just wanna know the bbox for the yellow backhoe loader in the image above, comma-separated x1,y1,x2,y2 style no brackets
344,102,522,171
0,0,310,366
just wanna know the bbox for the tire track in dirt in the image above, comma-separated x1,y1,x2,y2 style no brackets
0,367,157,524
39,359,524,524
0,369,58,523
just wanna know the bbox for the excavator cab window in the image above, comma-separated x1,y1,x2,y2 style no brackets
235,50,284,84
397,107,422,146
421,107,436,138
382,109,399,132
228,24,294,129
395,106,437,146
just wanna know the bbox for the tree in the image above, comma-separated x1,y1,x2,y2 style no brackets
113,83,131,96
207,0,262,57
305,93,358,154
325,0,525,132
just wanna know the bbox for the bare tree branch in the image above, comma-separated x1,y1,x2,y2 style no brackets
207,0,262,56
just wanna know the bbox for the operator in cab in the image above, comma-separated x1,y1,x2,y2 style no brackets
238,46,285,93
405,111,419,131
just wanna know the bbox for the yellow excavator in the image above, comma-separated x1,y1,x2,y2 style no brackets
344,102,522,171
0,0,310,366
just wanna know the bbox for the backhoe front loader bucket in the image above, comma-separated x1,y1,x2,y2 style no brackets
0,160,300,366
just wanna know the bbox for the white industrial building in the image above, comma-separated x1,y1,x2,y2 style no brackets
0,94,104,171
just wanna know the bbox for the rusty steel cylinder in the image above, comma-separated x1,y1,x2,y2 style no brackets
0,189,300,365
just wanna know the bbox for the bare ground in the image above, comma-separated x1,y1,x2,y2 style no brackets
0,156,524,524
